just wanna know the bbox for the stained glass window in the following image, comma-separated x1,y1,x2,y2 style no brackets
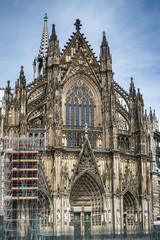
66,80,95,127
67,133,71,147
66,101,70,125
72,133,76,146
86,100,89,126
91,103,94,127
77,133,81,146
81,102,85,126
93,134,97,148
71,100,74,126
76,102,79,126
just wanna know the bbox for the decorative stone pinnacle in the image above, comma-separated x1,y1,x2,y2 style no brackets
85,123,89,133
84,123,89,138
44,13,48,22
74,19,82,31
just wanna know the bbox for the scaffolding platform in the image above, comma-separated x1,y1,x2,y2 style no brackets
2,137,46,240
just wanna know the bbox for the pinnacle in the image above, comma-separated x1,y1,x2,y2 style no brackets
51,24,57,39
39,14,49,58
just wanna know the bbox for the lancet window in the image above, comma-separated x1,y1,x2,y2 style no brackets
67,133,96,148
65,80,95,127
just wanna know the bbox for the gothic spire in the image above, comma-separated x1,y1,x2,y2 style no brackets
102,31,108,46
100,31,112,71
50,24,57,40
39,13,49,58
129,77,136,97
19,66,26,88
48,24,60,61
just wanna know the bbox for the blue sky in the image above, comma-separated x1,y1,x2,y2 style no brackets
0,0,160,122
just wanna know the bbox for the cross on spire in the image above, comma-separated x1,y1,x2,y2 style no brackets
74,19,82,31
44,13,48,22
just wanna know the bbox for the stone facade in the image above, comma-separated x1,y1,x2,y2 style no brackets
0,17,160,237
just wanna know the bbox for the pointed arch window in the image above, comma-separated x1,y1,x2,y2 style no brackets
77,133,81,147
71,100,74,126
88,134,92,146
72,133,76,146
76,101,79,126
91,102,94,127
86,100,89,126
65,80,95,127
67,133,71,147
66,101,70,126
93,134,97,148
81,102,85,126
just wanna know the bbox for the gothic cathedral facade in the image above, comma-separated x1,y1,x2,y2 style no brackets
0,15,159,238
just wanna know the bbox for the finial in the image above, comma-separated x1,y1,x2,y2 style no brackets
101,31,107,46
21,65,24,71
74,19,82,32
84,123,89,138
7,80,10,87
44,13,48,22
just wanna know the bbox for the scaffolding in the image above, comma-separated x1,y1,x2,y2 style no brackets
2,137,46,240
0,149,4,239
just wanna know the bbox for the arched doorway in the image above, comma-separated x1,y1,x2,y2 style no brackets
28,190,52,237
70,172,104,239
123,191,138,234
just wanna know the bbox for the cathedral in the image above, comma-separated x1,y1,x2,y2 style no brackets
0,14,160,239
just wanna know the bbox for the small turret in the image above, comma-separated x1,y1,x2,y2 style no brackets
150,107,153,122
129,77,136,97
19,66,26,88
47,24,60,65
4,80,13,103
6,80,11,95
100,31,112,71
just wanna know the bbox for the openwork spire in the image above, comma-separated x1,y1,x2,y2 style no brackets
39,13,49,57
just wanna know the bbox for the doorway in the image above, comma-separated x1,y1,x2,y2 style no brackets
74,212,81,240
123,213,127,235
85,212,91,239
123,191,138,234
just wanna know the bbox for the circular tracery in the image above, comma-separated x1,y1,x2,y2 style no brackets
66,80,94,104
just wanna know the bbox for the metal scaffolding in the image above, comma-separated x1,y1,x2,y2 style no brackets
0,149,4,239
2,137,47,240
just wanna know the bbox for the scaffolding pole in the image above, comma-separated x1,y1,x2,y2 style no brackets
2,137,46,240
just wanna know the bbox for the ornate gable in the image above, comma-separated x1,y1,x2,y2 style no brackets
122,165,136,193
62,50,101,88
60,20,99,68
76,138,98,175
71,136,103,190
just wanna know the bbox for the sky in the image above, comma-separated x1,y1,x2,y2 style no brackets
0,0,160,122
